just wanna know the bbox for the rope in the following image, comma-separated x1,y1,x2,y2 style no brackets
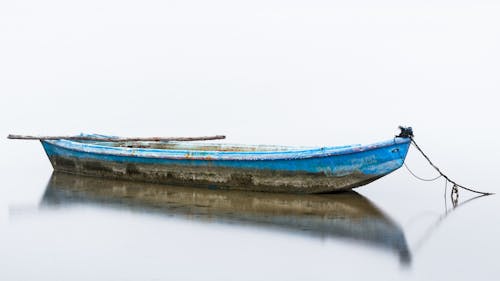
407,136,493,196
403,162,442,182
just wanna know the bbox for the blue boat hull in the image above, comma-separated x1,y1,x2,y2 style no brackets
40,137,411,193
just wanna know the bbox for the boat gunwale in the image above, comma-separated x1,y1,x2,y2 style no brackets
42,136,411,161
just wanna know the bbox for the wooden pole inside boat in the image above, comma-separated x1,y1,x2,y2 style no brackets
7,134,226,142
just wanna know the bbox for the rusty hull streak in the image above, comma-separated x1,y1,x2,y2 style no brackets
49,155,385,193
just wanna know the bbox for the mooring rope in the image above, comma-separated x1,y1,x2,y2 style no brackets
403,162,442,182
408,136,493,195
395,126,493,196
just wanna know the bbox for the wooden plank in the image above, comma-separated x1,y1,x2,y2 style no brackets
7,134,226,142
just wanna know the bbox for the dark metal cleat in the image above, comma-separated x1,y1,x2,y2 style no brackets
397,126,414,138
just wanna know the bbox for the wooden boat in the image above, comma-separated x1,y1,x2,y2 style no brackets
41,172,411,263
39,129,412,193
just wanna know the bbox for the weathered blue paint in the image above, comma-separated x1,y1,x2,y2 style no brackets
42,137,409,174
40,134,411,193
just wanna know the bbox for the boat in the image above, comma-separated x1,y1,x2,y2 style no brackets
41,172,411,263
39,128,413,193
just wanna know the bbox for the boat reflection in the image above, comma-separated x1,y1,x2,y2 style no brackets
40,172,411,264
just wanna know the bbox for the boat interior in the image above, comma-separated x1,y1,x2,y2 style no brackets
75,134,359,152
95,141,320,152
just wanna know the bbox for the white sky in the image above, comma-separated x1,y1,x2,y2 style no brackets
1,1,499,146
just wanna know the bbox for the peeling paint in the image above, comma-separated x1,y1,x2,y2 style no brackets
39,135,411,193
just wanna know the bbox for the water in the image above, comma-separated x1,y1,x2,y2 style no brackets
1,130,498,281
1,1,499,280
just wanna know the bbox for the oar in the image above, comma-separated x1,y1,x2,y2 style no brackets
7,134,226,142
